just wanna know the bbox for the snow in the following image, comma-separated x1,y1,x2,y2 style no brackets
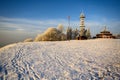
0,39,120,80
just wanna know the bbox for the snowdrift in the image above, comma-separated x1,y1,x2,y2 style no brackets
0,39,120,80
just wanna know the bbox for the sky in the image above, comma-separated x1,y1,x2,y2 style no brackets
0,0,120,47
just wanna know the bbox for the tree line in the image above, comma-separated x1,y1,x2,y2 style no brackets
24,24,91,42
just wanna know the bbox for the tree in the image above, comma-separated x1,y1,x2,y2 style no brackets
57,24,64,33
34,34,44,41
71,28,79,39
80,28,86,37
66,27,72,40
86,28,91,39
34,27,66,41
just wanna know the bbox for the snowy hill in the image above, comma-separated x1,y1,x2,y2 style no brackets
0,39,120,80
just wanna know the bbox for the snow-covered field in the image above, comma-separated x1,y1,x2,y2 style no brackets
0,39,120,80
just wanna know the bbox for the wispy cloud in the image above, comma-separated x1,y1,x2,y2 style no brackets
0,17,68,33
0,16,120,35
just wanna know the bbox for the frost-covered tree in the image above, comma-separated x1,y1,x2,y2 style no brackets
80,28,86,37
73,28,79,39
86,28,91,39
57,24,64,33
34,33,46,41
66,27,72,40
34,27,66,41
72,29,78,39
60,33,67,40
72,30,75,39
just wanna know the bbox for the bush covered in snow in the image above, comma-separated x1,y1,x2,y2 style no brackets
24,38,33,42
34,27,66,41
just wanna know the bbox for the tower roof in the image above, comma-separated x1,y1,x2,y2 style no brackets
80,12,85,18
100,26,111,34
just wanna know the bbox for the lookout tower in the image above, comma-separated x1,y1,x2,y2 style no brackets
80,12,85,31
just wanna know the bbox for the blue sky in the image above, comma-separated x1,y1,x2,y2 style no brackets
0,0,120,46
0,0,120,20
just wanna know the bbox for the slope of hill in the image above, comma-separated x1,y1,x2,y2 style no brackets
0,39,120,80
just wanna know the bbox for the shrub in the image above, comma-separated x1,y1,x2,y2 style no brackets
34,27,66,41
24,38,33,42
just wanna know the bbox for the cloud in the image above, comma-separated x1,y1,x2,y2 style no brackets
0,16,119,37
16,28,25,31
0,17,68,33
0,17,42,32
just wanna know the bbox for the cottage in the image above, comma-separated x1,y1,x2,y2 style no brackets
96,27,115,39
